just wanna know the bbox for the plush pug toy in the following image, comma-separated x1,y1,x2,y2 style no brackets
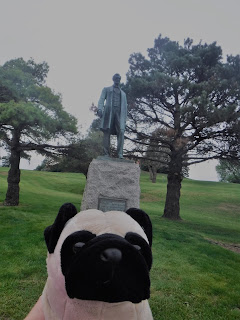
42,203,153,320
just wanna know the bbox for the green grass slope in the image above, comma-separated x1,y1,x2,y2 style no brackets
0,168,239,320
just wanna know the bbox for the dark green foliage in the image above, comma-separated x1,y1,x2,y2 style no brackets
36,124,103,176
89,116,101,132
0,58,77,143
125,35,240,219
0,58,77,205
216,160,240,183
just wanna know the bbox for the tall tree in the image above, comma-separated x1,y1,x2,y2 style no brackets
138,128,170,183
216,160,240,183
0,58,77,205
125,35,240,219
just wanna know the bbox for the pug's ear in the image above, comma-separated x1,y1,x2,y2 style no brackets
44,203,78,253
125,208,153,247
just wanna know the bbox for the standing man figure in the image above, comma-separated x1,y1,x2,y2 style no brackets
97,73,127,159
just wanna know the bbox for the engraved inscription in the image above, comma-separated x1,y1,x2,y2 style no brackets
98,197,127,212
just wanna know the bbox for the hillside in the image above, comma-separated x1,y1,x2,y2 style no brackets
0,168,240,320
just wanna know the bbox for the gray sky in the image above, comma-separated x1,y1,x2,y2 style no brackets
1,0,239,181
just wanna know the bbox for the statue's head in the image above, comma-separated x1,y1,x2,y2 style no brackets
112,73,121,86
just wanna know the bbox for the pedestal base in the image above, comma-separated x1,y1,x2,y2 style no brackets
81,158,140,212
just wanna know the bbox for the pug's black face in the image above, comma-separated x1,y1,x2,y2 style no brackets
61,231,152,303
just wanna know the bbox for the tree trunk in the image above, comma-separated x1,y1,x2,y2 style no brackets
148,165,153,181
152,170,157,183
4,130,21,206
148,165,157,183
149,165,157,183
162,152,183,220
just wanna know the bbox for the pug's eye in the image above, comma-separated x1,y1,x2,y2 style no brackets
125,232,146,252
73,242,85,253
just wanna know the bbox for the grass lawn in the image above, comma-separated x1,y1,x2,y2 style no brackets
0,167,240,319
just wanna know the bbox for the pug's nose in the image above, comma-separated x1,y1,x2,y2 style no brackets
100,248,122,264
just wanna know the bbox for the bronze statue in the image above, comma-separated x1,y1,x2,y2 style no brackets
97,73,127,159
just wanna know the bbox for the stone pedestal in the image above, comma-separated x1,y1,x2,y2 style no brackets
81,158,140,212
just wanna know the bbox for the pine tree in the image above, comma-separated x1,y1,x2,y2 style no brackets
125,35,240,219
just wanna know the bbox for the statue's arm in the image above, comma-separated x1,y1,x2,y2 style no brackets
97,87,107,118
98,87,107,111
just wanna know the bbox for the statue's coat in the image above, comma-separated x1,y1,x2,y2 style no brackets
98,86,127,134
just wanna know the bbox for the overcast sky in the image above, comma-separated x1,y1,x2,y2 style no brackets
1,0,239,180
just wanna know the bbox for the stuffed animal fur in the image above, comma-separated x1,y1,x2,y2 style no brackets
42,203,153,320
